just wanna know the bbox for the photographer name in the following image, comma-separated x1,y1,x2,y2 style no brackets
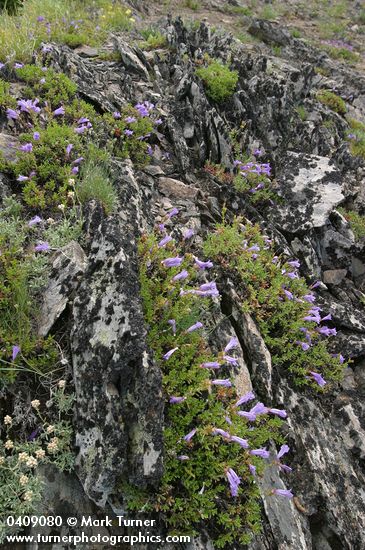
81,516,156,528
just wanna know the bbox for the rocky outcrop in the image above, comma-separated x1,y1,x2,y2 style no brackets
28,15,365,550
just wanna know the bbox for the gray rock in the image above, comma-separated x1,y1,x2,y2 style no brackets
323,269,348,285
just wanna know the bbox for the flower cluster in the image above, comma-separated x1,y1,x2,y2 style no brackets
137,210,292,546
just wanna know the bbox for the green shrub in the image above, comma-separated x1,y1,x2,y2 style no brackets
203,217,346,387
337,207,365,240
0,79,17,109
16,65,77,107
135,224,286,547
346,118,365,160
296,105,308,121
196,61,238,103
184,0,199,10
316,89,347,115
78,159,117,214
139,28,167,50
0,0,22,14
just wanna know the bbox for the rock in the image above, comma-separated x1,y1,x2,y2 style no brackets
272,152,344,233
112,38,150,80
0,132,19,161
158,176,199,199
323,268,348,285
38,241,87,337
74,45,99,57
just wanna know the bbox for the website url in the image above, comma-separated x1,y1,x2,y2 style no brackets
6,532,191,546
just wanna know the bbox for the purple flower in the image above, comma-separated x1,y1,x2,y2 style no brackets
277,444,290,459
162,257,183,268
201,361,221,369
231,436,249,448
309,371,326,387
72,157,84,165
182,228,194,240
163,347,178,360
211,379,232,387
310,280,321,289
237,411,256,421
78,117,89,124
20,143,33,153
37,15,45,21
226,468,241,497
12,345,20,361
172,269,188,281
235,391,255,407
168,319,176,334
339,354,345,364
28,215,42,226
125,115,136,123
321,313,332,322
250,402,268,416
124,129,134,136
195,258,213,269
0,62,5,69
35,241,50,252
53,106,65,116
279,464,293,473
64,144,73,157
223,355,239,366
287,272,298,280
40,78,46,84
169,396,186,404
74,126,87,134
225,416,232,425
28,427,41,441
71,166,79,175
272,488,293,499
184,428,197,442
224,337,239,353
177,455,189,461
7,108,19,120
165,208,178,219
253,149,262,156
288,259,300,268
303,294,316,303
269,408,287,418
248,244,260,252
297,341,310,351
187,322,203,333
33,131,40,141
158,235,172,247
14,63,24,69
212,428,231,438
249,464,256,475
250,448,270,459
284,289,293,300
154,118,163,125
18,99,40,114
17,175,29,182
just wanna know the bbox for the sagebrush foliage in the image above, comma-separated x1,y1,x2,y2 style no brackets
196,60,238,102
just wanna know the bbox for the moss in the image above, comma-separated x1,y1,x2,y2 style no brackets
316,89,347,115
337,207,365,240
296,105,308,121
196,61,238,103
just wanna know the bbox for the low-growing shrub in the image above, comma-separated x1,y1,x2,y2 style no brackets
316,89,347,115
196,61,238,103
139,28,167,50
337,207,365,240
203,217,346,387
346,118,365,160
134,213,291,547
78,159,117,214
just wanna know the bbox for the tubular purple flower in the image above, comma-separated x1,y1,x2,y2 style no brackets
125,115,136,123
183,228,195,240
33,131,40,141
231,436,249,448
287,272,298,280
71,166,79,175
250,402,268,416
309,371,326,387
226,468,241,497
250,448,270,459
223,355,239,366
339,354,345,364
321,314,332,322
12,345,20,361
303,314,320,324
284,289,293,300
279,464,293,473
225,416,232,425
238,411,257,421
66,143,73,156
211,379,232,387
212,428,231,439
20,143,33,153
235,391,255,407
184,428,197,442
177,455,189,461
168,319,176,334
158,235,172,248
74,126,87,134
186,322,203,333
28,216,42,226
113,111,122,119
169,396,186,404
310,280,321,289
248,244,260,252
14,63,24,69
272,488,293,499
288,259,300,268
163,347,178,361
35,241,50,252
249,464,256,475
201,362,221,369
72,157,84,165
303,294,316,303
172,269,188,281
224,337,239,353
195,258,213,269
124,129,134,136
162,257,183,268
269,408,287,418
277,445,290,459
17,175,29,182
7,108,19,120
53,106,65,116
167,207,179,218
